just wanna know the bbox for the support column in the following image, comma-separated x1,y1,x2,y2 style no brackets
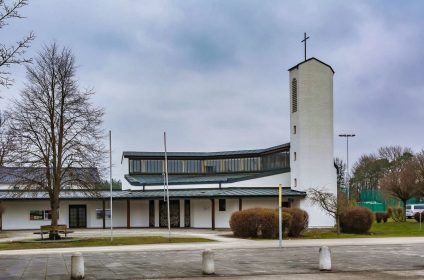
126,199,131,229
154,200,159,227
238,198,242,211
179,199,184,228
211,199,215,230
102,199,106,229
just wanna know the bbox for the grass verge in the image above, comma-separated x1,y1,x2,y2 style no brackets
0,236,213,251
301,219,424,239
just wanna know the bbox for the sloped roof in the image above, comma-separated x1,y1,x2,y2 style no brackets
288,57,335,74
0,167,101,185
122,143,290,159
125,168,290,186
0,187,306,200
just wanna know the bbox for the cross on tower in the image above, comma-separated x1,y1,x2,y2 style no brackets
301,32,310,61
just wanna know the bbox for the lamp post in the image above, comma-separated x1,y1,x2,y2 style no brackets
338,134,355,201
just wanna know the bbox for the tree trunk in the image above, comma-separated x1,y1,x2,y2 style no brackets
49,195,61,240
402,200,407,222
336,215,341,235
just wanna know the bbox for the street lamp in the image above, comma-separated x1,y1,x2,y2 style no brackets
338,134,355,201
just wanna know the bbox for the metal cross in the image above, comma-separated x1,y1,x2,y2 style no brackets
301,32,310,61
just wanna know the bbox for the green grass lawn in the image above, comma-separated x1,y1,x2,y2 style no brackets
0,236,213,251
301,219,424,239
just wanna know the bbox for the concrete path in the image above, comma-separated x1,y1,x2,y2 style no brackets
0,228,233,243
2,244,424,279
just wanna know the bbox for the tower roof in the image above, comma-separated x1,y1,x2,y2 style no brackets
288,57,335,74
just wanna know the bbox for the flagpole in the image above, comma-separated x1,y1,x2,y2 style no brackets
278,184,282,248
109,130,113,242
164,132,171,240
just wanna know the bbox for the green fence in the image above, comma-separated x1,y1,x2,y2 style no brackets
357,189,421,213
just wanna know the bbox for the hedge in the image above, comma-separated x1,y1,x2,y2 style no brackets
340,207,374,234
229,207,307,238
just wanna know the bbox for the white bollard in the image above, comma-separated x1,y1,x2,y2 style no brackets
319,246,331,271
71,252,85,279
202,249,215,275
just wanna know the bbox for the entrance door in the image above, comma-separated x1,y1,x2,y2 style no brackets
69,205,87,228
149,200,155,227
184,200,190,227
159,200,180,227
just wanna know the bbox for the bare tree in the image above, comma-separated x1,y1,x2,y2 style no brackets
415,150,424,196
334,157,346,191
0,111,14,166
0,0,35,87
7,43,105,233
379,158,420,221
308,187,347,234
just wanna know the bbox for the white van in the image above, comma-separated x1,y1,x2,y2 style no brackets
406,204,424,218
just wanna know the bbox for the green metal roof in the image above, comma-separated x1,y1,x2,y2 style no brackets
0,187,306,200
125,168,290,186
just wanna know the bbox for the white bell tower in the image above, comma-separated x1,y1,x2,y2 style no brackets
288,57,337,227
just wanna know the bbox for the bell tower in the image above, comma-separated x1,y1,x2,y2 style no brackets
288,57,337,227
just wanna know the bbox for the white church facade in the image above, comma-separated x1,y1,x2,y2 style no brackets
0,57,337,230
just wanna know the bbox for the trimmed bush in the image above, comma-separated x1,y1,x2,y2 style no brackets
230,207,309,238
257,209,279,238
375,212,389,223
282,208,309,237
414,211,424,223
340,207,374,234
230,208,261,238
282,212,292,235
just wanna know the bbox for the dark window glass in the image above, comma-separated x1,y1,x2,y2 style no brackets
219,199,226,211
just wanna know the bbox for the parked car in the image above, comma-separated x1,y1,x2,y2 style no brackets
406,204,424,218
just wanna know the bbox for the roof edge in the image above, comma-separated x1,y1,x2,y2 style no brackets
288,57,335,74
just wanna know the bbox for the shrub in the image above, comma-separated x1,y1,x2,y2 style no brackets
230,208,260,238
375,212,389,223
340,207,374,234
282,212,292,235
414,211,424,223
283,208,309,237
230,208,295,238
257,209,279,238
388,207,404,222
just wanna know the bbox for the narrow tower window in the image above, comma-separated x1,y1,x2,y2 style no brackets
294,152,297,161
294,178,297,187
291,78,297,113
293,125,297,134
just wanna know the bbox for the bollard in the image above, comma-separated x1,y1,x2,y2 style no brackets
319,246,331,271
202,249,215,275
71,252,85,279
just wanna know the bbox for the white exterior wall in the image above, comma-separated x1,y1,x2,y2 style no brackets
130,200,149,227
191,199,212,228
226,173,290,188
289,58,337,227
0,199,151,230
214,199,238,228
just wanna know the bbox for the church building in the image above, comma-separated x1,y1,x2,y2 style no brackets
0,57,337,230
120,57,337,229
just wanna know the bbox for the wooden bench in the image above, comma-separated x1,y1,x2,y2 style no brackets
33,225,74,240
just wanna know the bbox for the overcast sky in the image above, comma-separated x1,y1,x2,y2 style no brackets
2,0,424,179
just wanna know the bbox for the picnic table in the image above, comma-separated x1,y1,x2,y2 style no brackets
33,225,74,240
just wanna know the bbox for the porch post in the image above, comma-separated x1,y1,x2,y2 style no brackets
211,199,215,230
127,199,131,229
102,199,106,229
238,198,242,211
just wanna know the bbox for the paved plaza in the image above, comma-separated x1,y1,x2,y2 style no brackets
2,243,424,279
